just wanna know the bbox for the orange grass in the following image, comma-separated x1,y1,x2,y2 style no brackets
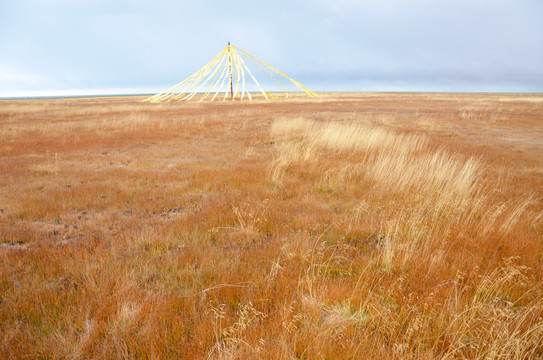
1,93,542,359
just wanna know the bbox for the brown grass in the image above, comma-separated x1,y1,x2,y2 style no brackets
1,93,542,359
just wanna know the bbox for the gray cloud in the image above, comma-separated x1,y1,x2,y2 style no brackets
1,0,542,95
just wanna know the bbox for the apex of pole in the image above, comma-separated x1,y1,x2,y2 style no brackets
228,41,230,46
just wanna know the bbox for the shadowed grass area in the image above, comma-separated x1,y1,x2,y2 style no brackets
0,93,542,359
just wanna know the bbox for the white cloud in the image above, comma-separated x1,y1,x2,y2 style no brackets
0,86,159,98
0,65,55,90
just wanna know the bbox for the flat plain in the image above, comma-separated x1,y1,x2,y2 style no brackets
1,93,542,359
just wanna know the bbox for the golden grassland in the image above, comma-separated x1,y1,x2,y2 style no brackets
0,92,542,359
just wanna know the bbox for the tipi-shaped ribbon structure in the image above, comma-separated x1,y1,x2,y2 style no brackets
143,43,318,103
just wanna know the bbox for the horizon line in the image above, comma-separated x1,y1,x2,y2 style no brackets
1,89,543,100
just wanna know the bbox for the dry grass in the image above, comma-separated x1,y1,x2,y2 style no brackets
1,93,542,359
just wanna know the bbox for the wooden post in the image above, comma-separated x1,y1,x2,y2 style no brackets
228,42,233,99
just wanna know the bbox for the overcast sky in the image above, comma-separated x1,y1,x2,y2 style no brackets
1,0,542,96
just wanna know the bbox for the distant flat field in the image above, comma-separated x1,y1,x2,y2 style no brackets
1,93,542,358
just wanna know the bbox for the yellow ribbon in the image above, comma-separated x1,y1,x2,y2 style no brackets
143,44,318,103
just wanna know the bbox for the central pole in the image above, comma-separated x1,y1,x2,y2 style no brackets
228,42,233,99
